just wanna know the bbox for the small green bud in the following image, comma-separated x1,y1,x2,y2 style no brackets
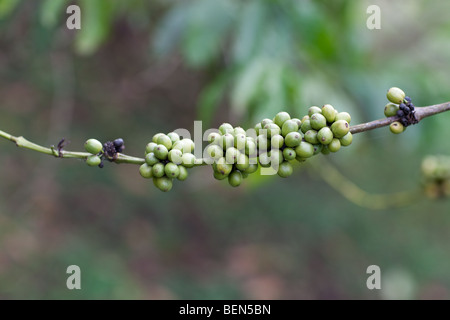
154,144,169,160
228,170,243,187
177,165,188,181
317,127,333,145
164,162,180,178
300,119,312,133
284,132,302,148
84,139,103,154
152,163,165,178
295,141,314,158
328,138,341,152
283,148,296,161
330,120,350,139
145,152,159,166
278,161,293,178
310,113,327,130
308,106,322,117
384,103,399,117
390,121,405,134
321,104,336,123
274,112,291,128
167,132,180,144
145,142,157,154
181,153,196,168
219,123,234,135
153,176,173,192
139,163,153,179
271,134,284,149
304,130,319,144
86,155,102,166
335,112,351,123
281,119,299,137
168,149,183,164
339,132,353,146
387,87,406,104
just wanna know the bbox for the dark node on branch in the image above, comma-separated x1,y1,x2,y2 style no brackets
103,138,125,161
57,138,70,157
397,96,418,127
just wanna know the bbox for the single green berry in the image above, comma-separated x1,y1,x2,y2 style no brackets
278,161,293,178
317,127,333,145
301,115,310,122
387,87,406,104
234,134,247,150
177,165,188,181
330,120,350,138
152,133,164,144
271,134,284,149
256,134,270,152
271,150,284,165
84,139,103,154
390,121,405,134
145,152,159,166
167,132,180,144
214,171,228,180
260,118,273,128
335,112,351,123
145,142,157,154
153,176,173,192
168,149,183,164
308,106,322,117
86,155,102,166
285,132,302,148
206,144,223,160
164,162,180,178
152,163,165,178
339,132,353,147
208,132,222,144
322,104,336,123
321,145,331,155
236,154,250,171
313,144,323,155
228,170,243,187
219,123,234,135
180,139,195,153
181,153,196,168
281,119,299,137
274,112,291,128
234,127,246,136
139,163,153,179
255,122,262,135
300,119,312,133
264,123,281,138
310,113,327,130
258,152,272,168
295,141,314,158
283,148,296,161
384,103,399,117
216,157,233,175
244,163,258,174
225,147,240,164
221,133,235,150
328,138,341,153
245,139,257,156
154,144,169,160
304,130,319,144
291,118,302,128
242,172,249,179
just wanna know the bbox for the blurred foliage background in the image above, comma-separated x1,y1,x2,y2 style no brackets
1,0,450,299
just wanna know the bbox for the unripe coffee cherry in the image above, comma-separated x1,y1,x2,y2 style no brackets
180,139,195,153
234,127,246,136
322,104,336,123
308,106,322,117
213,171,228,180
264,123,281,138
278,161,293,178
258,152,271,168
219,123,234,135
271,134,284,149
245,139,257,156
181,153,196,168
139,163,153,179
300,119,312,133
295,141,314,158
321,145,331,155
228,170,243,187
244,163,258,174
339,132,353,146
328,138,341,152
221,133,235,150
384,103,399,117
389,121,405,134
225,147,240,164
236,154,250,171
304,130,319,144
84,139,103,154
283,147,296,161
291,118,302,128
152,163,165,178
256,134,270,151
153,176,173,192
241,172,249,179
167,132,180,144
234,134,247,150
207,144,223,160
164,162,180,178
152,133,164,143
154,144,169,160
301,115,310,122
335,112,351,123
216,157,233,175
310,113,327,130
254,122,262,135
330,120,350,139
274,111,291,128
387,87,406,104
168,149,183,164
177,165,188,181
260,118,273,128
313,143,323,155
317,127,333,145
145,142,157,154
271,150,284,165
86,155,102,166
281,119,299,137
208,132,221,144
145,152,159,166
285,132,301,147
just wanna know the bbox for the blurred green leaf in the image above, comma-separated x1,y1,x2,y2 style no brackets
197,73,230,127
40,0,69,28
0,0,20,19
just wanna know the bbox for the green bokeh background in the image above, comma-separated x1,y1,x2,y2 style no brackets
1,0,450,299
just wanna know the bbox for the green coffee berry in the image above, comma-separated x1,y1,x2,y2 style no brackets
271,149,284,165
278,161,293,178
221,133,235,149
256,134,270,151
283,148,296,161
168,149,183,164
335,112,351,123
86,155,102,166
180,139,195,153
271,134,284,149
236,154,250,171
139,163,153,179
216,157,233,175
285,132,302,148
177,165,188,181
154,144,169,160
153,176,173,192
390,121,405,134
208,132,221,144
304,130,319,144
164,162,180,178
145,142,157,154
167,132,180,144
300,120,312,133
308,106,322,117
310,113,327,130
322,104,336,123
321,145,331,155
172,141,184,151
219,123,234,135
255,122,262,135
387,87,406,104
301,115,310,122
260,118,273,128
258,152,272,168
313,143,323,155
384,103,399,117
245,139,257,156
317,127,333,145
145,152,159,166
295,141,314,158
241,172,249,179
84,139,103,154
152,133,164,144
206,144,223,160
328,138,341,153
228,170,243,187
181,153,196,168
274,111,291,128
291,118,302,128
244,163,258,174
234,127,246,136
264,123,281,138
281,119,299,137
330,120,350,139
152,163,165,178
213,171,228,180
225,147,240,164
339,132,353,146
234,134,247,150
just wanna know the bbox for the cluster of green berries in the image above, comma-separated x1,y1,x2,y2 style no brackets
140,132,195,192
84,138,125,168
421,155,450,199
385,87,417,134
